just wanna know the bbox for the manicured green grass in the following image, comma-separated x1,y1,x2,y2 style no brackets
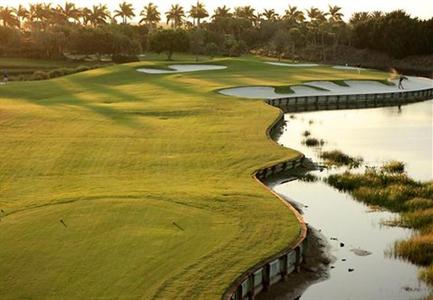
0,54,389,299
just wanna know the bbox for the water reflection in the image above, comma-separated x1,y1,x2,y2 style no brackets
270,100,433,300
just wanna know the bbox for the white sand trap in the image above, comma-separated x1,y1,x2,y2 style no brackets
266,62,319,67
137,64,226,74
219,86,292,99
218,76,433,99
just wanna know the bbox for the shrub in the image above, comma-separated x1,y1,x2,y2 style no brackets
75,65,91,73
112,54,139,64
48,68,73,78
31,71,49,80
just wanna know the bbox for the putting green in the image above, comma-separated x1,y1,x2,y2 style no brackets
0,55,389,299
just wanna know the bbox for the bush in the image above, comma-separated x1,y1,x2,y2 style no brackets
112,54,139,64
48,68,73,78
31,71,49,80
75,65,92,73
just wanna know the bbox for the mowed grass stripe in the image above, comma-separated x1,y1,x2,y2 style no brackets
0,55,389,299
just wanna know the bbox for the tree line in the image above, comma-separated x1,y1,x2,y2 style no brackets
0,2,432,61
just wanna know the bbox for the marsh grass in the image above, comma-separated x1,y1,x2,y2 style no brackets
302,137,325,147
320,150,363,168
297,173,319,182
381,160,406,174
326,164,433,285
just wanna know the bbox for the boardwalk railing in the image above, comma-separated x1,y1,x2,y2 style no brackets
266,88,433,113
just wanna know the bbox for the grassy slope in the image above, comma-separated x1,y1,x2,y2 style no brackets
0,55,388,299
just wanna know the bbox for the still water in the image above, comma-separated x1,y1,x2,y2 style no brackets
268,100,433,300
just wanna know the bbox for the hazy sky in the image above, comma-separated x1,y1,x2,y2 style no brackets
2,0,432,21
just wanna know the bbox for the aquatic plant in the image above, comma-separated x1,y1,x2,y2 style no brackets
302,137,325,147
325,162,433,285
298,173,319,182
381,160,405,174
320,150,363,168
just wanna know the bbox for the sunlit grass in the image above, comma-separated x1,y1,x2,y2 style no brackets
0,54,390,299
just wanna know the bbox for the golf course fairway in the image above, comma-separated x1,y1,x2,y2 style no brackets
0,56,389,299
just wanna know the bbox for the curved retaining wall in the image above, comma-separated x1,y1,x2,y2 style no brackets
223,84,433,300
266,87,433,113
223,109,308,300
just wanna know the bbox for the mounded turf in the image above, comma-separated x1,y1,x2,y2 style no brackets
0,55,389,299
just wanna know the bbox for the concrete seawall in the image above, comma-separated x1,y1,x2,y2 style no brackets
223,84,433,300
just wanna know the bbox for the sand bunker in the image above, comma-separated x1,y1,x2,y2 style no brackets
219,77,433,99
137,64,227,74
266,62,320,67
219,86,290,99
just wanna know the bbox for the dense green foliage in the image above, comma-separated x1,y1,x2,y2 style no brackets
0,3,431,61
148,29,189,60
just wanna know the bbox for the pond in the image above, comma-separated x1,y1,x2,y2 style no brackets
267,100,433,299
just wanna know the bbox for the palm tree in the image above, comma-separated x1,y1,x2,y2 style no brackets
370,11,383,19
306,7,327,23
212,5,231,19
88,4,110,27
114,2,135,24
80,7,92,26
28,3,42,23
15,5,29,28
139,2,160,29
328,5,343,23
305,7,327,46
284,6,305,25
57,2,80,24
349,12,370,24
40,3,54,25
234,6,258,25
262,9,279,21
189,1,208,26
166,4,185,28
0,6,19,27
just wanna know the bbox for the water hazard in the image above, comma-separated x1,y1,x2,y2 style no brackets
268,100,433,299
